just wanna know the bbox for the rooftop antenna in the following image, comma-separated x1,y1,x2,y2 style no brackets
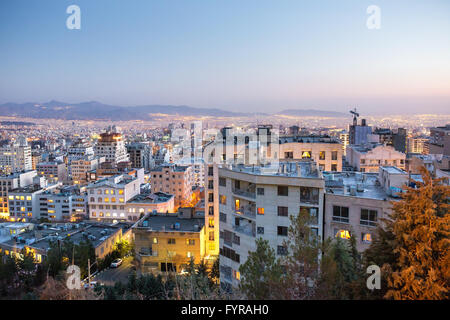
350,107,359,126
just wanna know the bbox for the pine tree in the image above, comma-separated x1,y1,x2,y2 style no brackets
238,237,283,299
386,168,449,300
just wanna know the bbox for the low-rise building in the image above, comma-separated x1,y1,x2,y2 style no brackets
133,211,205,274
346,144,406,172
125,192,175,222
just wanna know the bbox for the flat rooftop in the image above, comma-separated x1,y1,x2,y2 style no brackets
324,172,391,200
380,166,407,174
136,215,204,233
128,192,173,204
224,161,321,179
279,135,341,144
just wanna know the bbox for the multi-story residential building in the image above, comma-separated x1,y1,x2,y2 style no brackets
346,144,406,172
87,173,142,222
0,170,37,220
94,126,130,165
70,156,104,185
407,136,428,154
125,192,175,222
323,167,419,252
279,135,343,172
37,186,88,222
339,131,350,156
218,161,325,291
36,161,68,184
150,164,193,208
425,124,450,156
126,142,153,170
349,118,372,145
133,211,205,274
31,151,42,170
0,139,32,175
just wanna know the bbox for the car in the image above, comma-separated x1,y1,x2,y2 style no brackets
83,281,97,289
110,258,123,268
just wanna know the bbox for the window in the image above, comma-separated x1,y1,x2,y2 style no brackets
278,186,288,196
208,206,214,216
284,151,293,159
277,245,288,256
187,252,194,258
209,231,214,241
331,164,337,172
360,209,377,226
333,206,349,223
362,233,372,244
277,226,288,236
301,151,311,159
319,151,325,160
300,207,318,224
233,234,240,245
335,229,351,239
257,187,264,195
277,206,288,217
209,218,214,227
257,227,264,234
168,238,176,244
153,237,158,244
257,207,264,215
186,239,195,245
219,177,226,187
220,212,227,222
329,151,337,161
219,195,227,205
300,187,319,204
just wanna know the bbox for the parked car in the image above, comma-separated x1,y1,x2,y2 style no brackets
84,281,97,289
110,258,123,268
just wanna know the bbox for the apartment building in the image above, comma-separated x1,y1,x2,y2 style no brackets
279,135,343,172
126,142,153,170
0,170,37,220
87,173,142,222
346,144,406,172
407,136,428,154
0,140,32,175
133,211,205,274
36,161,68,184
125,192,175,222
217,161,325,291
323,167,420,252
94,126,130,165
70,156,105,185
150,164,193,208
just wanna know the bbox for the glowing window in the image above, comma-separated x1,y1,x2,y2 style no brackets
104,198,109,202
119,190,124,195
362,233,372,244
336,229,351,239
257,208,265,215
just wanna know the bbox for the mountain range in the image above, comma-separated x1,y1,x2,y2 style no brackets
0,101,348,120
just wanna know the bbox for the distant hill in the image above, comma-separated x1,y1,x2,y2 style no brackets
0,101,347,120
276,109,347,117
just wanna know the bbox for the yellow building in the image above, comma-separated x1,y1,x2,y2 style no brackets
133,212,205,274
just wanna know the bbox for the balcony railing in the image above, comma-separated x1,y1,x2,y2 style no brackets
233,224,256,237
232,187,256,199
234,206,256,219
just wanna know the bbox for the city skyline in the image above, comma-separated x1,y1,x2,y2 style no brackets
1,0,449,114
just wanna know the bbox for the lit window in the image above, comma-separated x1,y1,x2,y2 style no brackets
362,233,372,244
119,190,124,195
209,218,214,227
336,229,351,239
257,208,264,215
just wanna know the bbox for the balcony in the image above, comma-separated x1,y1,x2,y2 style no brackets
234,205,256,219
233,224,256,237
232,187,256,199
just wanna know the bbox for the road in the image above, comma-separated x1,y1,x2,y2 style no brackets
93,256,135,286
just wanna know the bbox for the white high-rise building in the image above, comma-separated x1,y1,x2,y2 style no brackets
0,138,32,175
94,126,129,165
217,161,325,292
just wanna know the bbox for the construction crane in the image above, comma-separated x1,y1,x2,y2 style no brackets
350,108,359,125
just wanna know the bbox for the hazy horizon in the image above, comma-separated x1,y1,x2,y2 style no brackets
1,0,449,115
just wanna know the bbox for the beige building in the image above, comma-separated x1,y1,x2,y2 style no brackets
133,211,205,274
346,144,406,173
150,164,193,208
87,173,142,222
94,126,129,165
36,161,68,184
279,136,343,172
70,156,104,185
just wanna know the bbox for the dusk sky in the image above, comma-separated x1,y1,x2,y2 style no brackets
0,0,449,114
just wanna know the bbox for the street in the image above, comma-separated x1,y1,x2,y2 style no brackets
93,256,135,286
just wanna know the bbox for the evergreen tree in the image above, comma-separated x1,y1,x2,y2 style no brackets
386,168,449,300
238,237,283,299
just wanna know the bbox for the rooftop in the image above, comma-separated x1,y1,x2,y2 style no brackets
128,192,173,204
380,166,407,174
324,172,391,200
225,161,321,179
136,215,204,233
279,135,341,144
